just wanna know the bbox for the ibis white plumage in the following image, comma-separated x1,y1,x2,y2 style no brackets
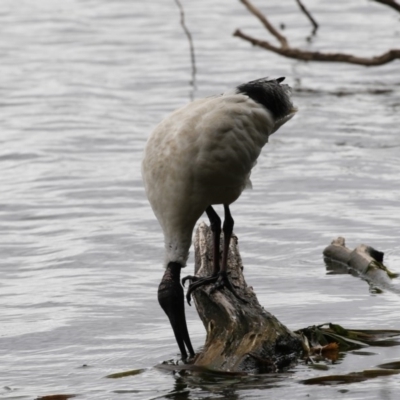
142,77,297,359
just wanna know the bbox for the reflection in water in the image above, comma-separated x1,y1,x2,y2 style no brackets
169,371,285,400
1,0,400,399
325,257,400,295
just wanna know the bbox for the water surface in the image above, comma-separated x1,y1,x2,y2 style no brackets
1,0,400,399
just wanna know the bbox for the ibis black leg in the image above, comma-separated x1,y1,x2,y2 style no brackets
213,205,247,302
183,204,247,305
182,206,222,304
158,262,195,360
221,204,233,274
206,205,222,275
182,206,221,290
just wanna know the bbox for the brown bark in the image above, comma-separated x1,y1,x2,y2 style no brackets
191,222,303,373
296,0,319,35
235,0,400,66
323,237,398,285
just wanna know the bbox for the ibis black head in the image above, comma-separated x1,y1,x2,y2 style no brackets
237,77,294,120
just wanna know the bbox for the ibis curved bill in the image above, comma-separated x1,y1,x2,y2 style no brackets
142,77,297,359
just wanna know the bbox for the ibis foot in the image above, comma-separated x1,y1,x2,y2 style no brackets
183,271,248,306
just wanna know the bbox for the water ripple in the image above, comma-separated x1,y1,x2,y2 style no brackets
1,0,400,399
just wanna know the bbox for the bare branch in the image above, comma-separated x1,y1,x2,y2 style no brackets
373,0,400,13
235,0,400,67
295,0,318,35
234,29,400,66
174,0,197,99
239,0,288,48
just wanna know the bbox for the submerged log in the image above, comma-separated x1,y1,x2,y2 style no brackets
323,237,398,290
191,222,303,373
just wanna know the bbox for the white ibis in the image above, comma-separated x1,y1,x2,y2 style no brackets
142,77,297,359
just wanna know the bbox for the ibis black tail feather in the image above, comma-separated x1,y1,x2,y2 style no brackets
236,76,293,120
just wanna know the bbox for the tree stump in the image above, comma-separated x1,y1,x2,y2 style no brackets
191,222,303,373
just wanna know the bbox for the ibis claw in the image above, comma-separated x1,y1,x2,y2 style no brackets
185,275,218,305
211,271,248,304
181,275,199,288
184,271,248,306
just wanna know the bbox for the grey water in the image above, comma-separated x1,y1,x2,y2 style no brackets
1,0,400,399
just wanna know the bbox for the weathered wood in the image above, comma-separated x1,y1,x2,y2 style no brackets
191,222,303,373
323,237,398,289
235,0,400,67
